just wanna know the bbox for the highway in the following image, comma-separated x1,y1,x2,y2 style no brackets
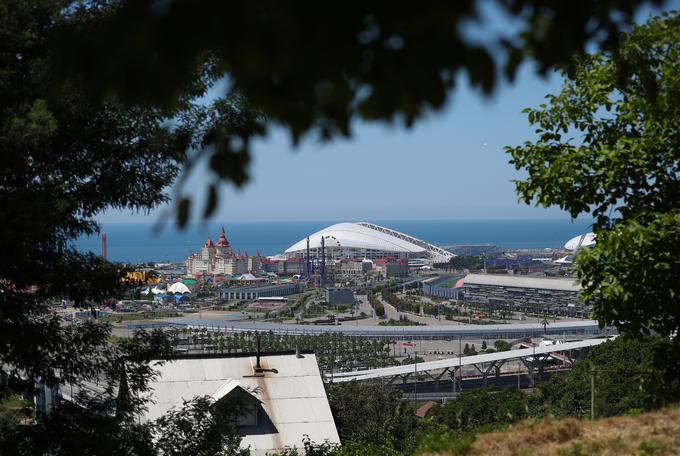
149,317,608,340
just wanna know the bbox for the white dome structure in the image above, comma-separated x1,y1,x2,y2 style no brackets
168,282,191,294
555,232,597,265
564,232,596,251
284,222,454,263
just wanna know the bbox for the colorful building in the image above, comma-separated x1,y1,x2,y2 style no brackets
187,227,263,276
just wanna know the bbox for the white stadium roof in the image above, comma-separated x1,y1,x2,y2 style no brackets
565,232,596,251
284,222,454,262
463,273,581,292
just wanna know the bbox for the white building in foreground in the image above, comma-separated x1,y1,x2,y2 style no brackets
142,353,339,455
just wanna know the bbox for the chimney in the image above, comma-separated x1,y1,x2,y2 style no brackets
102,232,107,261
255,335,262,372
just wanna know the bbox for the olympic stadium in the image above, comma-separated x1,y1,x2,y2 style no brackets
283,222,454,263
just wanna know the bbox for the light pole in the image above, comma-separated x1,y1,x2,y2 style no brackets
414,350,418,405
458,336,462,392
533,343,536,386
591,367,597,420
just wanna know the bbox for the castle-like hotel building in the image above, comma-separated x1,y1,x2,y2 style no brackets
187,227,262,276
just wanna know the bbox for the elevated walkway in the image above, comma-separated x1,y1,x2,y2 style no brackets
332,337,612,382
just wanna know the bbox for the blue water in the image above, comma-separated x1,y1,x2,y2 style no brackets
74,219,594,264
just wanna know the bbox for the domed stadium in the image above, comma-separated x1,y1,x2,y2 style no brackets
555,232,597,264
284,222,454,263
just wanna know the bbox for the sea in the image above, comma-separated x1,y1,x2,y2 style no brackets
75,219,594,264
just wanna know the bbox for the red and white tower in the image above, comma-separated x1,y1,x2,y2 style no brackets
102,231,107,261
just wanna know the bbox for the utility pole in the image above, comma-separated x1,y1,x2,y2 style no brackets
414,350,418,406
458,336,462,392
331,346,335,383
591,367,597,420
532,344,536,386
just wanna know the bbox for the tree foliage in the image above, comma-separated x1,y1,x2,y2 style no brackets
432,388,530,432
0,1,253,453
48,0,663,217
326,382,419,453
0,395,249,456
536,336,680,418
506,12,680,336
153,397,248,456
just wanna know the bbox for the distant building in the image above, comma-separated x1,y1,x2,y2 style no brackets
415,400,437,418
460,273,584,314
335,259,372,277
283,222,454,263
262,258,305,276
187,227,263,276
385,262,410,278
325,288,355,305
220,283,302,301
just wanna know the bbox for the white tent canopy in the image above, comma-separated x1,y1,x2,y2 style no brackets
167,282,191,294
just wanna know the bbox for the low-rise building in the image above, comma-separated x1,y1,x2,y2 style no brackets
386,261,409,278
220,283,303,301
460,273,584,314
335,259,372,277
325,288,355,305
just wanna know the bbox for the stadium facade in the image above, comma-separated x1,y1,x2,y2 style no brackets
284,222,454,263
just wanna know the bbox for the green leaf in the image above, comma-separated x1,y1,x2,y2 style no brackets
177,197,191,227
203,184,218,219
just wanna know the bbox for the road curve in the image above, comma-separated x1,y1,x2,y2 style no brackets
129,318,610,340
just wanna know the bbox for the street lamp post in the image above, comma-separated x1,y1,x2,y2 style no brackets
414,350,418,405
458,336,462,392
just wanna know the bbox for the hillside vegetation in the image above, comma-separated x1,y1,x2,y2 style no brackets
430,407,680,456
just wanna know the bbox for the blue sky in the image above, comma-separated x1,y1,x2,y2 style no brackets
102,65,566,223
99,2,677,224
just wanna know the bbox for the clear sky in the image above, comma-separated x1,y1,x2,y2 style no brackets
98,2,677,224
101,65,567,223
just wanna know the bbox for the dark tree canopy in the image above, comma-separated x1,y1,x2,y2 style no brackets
0,0,262,387
506,12,680,336
326,382,419,453
51,0,662,217
536,336,680,418
1,0,181,391
0,7,252,455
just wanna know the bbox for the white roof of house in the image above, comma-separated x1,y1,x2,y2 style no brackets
463,273,580,292
284,222,453,261
238,273,260,281
142,354,339,455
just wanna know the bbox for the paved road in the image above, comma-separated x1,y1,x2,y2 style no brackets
131,318,609,341
379,294,463,326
